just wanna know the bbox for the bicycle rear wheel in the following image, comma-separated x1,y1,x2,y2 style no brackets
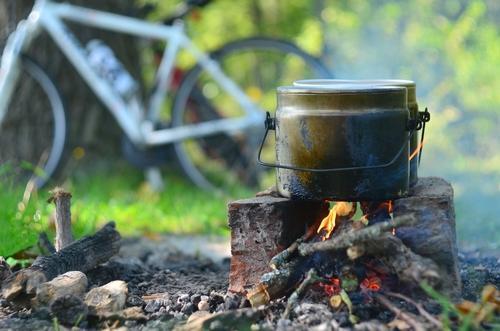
172,37,331,193
0,55,67,188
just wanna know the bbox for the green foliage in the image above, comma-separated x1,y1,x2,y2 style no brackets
0,180,42,257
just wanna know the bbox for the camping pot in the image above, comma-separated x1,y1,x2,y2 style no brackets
258,84,414,201
293,79,427,187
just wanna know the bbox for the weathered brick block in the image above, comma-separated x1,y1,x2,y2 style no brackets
394,177,461,298
228,194,328,294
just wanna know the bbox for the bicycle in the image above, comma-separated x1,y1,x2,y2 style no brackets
0,0,331,192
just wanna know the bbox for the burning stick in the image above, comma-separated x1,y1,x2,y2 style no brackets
298,214,416,256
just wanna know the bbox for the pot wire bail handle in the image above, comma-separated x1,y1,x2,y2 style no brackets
418,107,430,166
257,112,419,172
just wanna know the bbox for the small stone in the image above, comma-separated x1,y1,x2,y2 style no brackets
224,293,241,310
126,294,145,307
181,302,195,315
200,295,209,302
178,293,190,303
198,300,210,311
34,271,88,308
49,294,88,326
144,300,161,313
84,280,128,315
190,294,201,305
209,292,224,308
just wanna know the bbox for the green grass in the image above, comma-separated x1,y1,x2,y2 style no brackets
0,163,253,257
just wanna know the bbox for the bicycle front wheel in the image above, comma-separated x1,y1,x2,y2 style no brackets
0,55,67,189
172,37,331,193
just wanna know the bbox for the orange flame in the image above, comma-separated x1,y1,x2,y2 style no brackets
361,276,381,292
317,202,355,240
409,139,425,161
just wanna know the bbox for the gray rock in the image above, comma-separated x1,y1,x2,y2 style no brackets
181,302,195,314
34,271,88,308
144,299,161,313
84,280,128,315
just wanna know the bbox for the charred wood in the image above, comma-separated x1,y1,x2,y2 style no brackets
1,222,120,304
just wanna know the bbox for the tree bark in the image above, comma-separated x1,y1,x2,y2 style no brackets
0,0,144,165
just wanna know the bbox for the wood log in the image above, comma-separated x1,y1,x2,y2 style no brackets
48,187,73,251
1,222,120,304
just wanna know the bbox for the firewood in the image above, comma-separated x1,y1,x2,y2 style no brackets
48,187,74,251
247,257,306,307
297,214,416,256
2,222,121,304
352,233,441,287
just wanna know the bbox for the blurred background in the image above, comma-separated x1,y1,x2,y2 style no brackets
0,0,498,258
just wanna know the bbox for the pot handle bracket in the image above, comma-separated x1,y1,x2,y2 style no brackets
257,111,426,172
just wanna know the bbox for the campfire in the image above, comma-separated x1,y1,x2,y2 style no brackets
228,178,468,328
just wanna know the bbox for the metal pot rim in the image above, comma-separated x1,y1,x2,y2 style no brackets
293,79,415,88
277,84,406,95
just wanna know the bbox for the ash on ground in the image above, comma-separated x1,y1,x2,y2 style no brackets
0,237,498,330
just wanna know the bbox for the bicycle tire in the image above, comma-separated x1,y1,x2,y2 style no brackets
172,37,332,192
0,55,67,189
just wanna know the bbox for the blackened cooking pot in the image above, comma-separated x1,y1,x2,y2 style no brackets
293,79,429,187
258,84,412,201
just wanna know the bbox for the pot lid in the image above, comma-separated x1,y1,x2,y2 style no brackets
277,84,408,111
292,79,417,103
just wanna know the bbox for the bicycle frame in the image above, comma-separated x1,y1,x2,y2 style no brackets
0,0,264,146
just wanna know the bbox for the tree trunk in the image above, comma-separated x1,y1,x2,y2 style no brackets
0,0,144,170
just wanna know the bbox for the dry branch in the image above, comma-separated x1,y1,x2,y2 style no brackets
375,294,426,331
297,214,416,256
48,187,73,251
2,222,120,304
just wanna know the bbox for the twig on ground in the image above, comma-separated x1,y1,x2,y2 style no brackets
375,294,426,331
386,291,442,329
